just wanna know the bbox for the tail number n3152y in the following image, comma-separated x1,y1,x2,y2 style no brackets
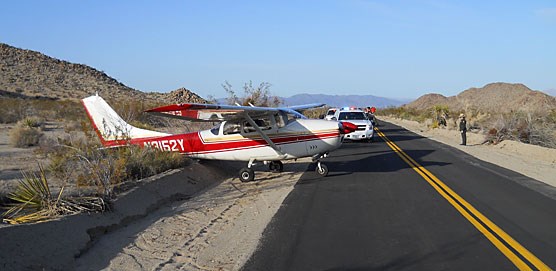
144,139,185,152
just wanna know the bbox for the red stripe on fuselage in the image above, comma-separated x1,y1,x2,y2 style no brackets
89,123,340,155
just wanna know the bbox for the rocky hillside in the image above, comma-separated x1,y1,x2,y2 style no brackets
406,83,556,113
0,43,206,104
157,87,207,104
405,93,449,111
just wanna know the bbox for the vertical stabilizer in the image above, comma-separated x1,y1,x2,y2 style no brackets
81,95,169,147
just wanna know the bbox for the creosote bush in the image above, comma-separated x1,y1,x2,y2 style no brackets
9,121,43,148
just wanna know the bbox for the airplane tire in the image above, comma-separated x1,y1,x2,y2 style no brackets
239,168,255,182
315,163,329,177
269,161,284,173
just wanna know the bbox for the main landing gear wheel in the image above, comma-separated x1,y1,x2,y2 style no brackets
239,167,255,182
269,161,284,173
315,162,329,177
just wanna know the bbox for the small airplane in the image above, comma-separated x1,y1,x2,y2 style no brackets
81,95,357,182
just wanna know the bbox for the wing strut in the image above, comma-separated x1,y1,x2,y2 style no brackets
243,113,284,156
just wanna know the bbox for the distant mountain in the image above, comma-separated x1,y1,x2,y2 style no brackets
406,83,556,113
217,94,409,107
281,94,409,108
0,43,206,104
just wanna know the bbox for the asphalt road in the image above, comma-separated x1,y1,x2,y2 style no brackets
243,121,556,271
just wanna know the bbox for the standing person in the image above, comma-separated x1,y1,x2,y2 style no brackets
459,113,467,145
369,106,378,126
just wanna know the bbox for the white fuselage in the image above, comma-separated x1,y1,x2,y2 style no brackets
193,119,342,161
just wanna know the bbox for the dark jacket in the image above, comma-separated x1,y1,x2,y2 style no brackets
459,119,467,132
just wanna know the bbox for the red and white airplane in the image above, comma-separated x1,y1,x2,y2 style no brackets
82,95,357,182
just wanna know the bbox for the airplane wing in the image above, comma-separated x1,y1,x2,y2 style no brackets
145,103,325,122
287,103,326,112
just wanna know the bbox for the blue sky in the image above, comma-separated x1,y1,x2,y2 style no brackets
2,0,555,99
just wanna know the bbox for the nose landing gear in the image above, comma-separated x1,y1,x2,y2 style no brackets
315,161,329,176
313,152,329,177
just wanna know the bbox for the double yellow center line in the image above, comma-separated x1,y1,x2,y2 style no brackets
375,127,550,271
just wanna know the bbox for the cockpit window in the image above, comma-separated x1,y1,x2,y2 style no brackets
338,112,367,120
275,113,286,128
243,118,272,133
223,121,241,135
210,124,220,135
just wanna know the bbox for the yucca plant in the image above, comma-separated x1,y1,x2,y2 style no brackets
2,165,106,225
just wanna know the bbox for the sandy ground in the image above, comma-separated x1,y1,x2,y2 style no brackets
0,124,45,192
380,116,556,188
0,122,72,198
74,158,311,271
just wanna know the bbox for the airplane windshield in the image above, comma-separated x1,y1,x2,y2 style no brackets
338,112,367,120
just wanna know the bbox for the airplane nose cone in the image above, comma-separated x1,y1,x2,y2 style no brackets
339,121,357,134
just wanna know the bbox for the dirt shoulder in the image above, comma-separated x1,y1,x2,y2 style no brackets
74,158,310,270
0,159,245,270
379,116,556,189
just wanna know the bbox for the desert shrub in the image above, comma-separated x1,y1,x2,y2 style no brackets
222,80,282,107
20,117,44,128
430,105,450,127
9,125,43,147
124,147,186,179
47,137,187,198
0,98,86,123
378,105,436,124
0,98,26,123
63,120,82,133
2,166,106,224
480,111,556,148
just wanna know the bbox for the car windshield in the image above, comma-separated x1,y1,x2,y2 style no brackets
338,112,367,120
327,110,336,116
